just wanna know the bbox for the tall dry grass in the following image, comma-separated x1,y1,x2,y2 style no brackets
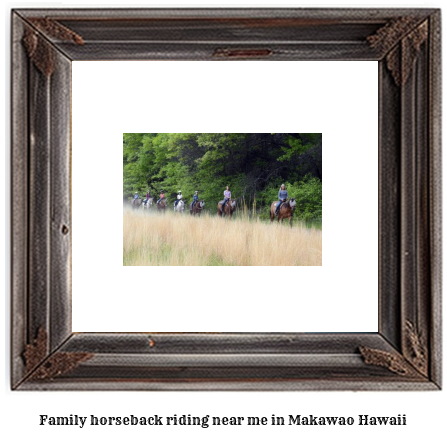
123,209,322,266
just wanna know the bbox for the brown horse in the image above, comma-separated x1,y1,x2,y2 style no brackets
132,198,142,209
270,198,296,228
157,198,167,212
190,200,205,216
218,200,236,218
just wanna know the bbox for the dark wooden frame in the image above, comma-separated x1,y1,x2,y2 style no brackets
11,8,441,390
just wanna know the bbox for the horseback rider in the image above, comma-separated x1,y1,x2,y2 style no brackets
156,190,165,205
275,184,288,215
143,190,151,205
132,191,139,205
191,191,199,210
221,186,231,213
174,191,183,208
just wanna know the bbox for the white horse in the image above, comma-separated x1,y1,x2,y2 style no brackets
142,198,153,211
174,200,185,213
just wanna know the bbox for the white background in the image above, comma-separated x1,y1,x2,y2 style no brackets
2,1,445,438
72,60,378,333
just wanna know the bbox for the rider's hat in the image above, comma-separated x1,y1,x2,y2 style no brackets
195,190,198,194
178,191,182,194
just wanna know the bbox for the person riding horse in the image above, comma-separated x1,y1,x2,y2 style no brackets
157,190,165,205
270,185,296,227
132,191,139,206
174,191,183,210
275,184,288,216
174,190,185,212
143,190,152,206
221,186,231,214
191,191,199,211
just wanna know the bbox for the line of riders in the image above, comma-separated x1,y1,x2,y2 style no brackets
131,184,296,224
132,189,204,215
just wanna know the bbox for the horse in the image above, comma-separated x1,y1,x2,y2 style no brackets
142,198,153,211
270,198,296,228
190,200,205,216
174,200,185,213
156,198,167,212
218,200,236,218
132,198,142,209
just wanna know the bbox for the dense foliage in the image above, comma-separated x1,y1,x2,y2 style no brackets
123,133,322,220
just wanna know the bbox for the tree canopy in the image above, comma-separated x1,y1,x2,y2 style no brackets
123,133,322,220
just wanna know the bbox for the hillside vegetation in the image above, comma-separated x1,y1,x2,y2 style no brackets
123,133,322,221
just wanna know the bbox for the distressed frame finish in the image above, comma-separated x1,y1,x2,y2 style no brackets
11,8,441,390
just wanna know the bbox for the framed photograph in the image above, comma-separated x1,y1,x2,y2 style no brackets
121,132,323,267
11,8,441,390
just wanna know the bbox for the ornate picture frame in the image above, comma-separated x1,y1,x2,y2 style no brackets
11,8,441,390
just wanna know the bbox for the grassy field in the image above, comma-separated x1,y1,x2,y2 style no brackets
123,209,322,266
